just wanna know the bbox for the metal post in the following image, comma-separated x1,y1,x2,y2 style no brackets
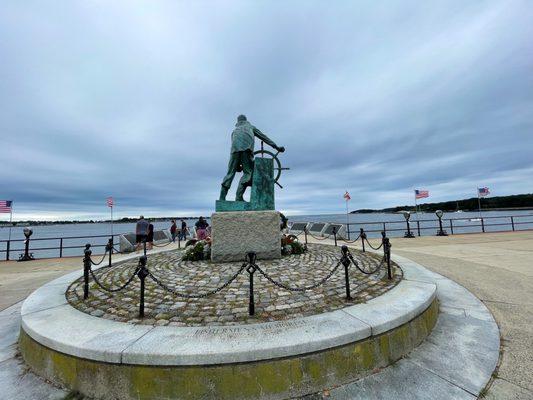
384,237,392,280
178,235,181,249
360,228,366,252
382,222,386,234
436,217,448,236
511,216,515,231
59,238,63,258
341,246,351,300
333,227,338,247
83,244,91,300
481,218,485,233
449,219,454,234
137,256,148,318
346,223,351,240
107,238,113,267
416,220,421,236
246,252,257,316
304,228,308,245
6,240,9,261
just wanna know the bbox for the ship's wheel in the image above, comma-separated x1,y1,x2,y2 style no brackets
253,148,290,188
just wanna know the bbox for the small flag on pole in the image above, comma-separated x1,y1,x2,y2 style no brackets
344,191,351,201
415,189,429,199
0,200,12,213
478,187,490,197
106,197,114,208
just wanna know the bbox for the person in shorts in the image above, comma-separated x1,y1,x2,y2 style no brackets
135,216,149,252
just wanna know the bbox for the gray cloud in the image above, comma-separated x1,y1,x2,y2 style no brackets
1,0,532,220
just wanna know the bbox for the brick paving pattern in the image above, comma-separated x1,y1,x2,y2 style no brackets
66,244,402,326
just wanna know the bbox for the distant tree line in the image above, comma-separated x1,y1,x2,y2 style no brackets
353,193,533,213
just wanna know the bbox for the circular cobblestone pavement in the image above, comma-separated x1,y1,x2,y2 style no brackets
66,244,402,326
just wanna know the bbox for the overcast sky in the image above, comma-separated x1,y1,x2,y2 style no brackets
1,1,532,220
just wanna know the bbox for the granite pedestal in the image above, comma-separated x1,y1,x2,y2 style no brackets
211,210,281,262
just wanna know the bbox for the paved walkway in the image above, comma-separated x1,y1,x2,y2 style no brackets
1,232,531,399
309,231,532,399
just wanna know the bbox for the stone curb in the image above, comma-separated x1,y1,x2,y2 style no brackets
20,250,435,366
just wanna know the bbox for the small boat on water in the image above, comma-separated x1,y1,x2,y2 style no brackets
469,218,482,222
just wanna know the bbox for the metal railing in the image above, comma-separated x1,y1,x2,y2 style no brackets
323,213,533,239
0,232,180,261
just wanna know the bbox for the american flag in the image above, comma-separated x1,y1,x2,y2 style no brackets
344,191,351,201
478,187,490,197
106,197,114,208
415,189,429,199
0,200,13,213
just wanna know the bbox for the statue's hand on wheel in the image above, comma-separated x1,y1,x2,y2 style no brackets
277,146,285,153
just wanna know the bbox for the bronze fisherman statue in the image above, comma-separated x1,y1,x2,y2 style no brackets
219,115,285,202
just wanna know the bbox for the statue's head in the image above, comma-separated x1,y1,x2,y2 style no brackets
237,114,247,122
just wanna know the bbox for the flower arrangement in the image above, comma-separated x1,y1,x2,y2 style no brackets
182,240,211,261
281,234,307,256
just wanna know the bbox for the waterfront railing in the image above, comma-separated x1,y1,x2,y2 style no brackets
1,213,533,261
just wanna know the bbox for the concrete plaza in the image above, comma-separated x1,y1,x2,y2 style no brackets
1,231,531,399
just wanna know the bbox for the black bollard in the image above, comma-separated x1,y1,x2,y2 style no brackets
341,245,352,300
246,252,257,316
107,238,113,267
383,237,392,280
83,244,92,299
333,226,338,247
137,256,148,318
361,228,366,252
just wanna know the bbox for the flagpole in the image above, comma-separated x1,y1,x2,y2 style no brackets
414,190,418,220
110,204,114,238
8,206,13,242
477,189,482,219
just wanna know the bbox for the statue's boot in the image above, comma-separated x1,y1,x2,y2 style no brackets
219,186,229,201
235,183,246,202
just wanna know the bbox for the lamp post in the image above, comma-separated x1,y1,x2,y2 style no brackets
435,210,448,236
402,211,415,238
18,228,35,261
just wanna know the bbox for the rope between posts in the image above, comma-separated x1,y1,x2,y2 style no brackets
254,260,342,292
348,253,384,275
364,238,383,250
147,263,247,298
89,265,140,292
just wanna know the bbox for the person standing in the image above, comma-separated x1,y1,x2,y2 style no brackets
179,219,188,241
170,220,177,242
146,222,154,250
195,216,209,240
135,216,149,252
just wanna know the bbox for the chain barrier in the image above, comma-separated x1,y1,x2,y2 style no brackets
151,240,175,248
147,263,247,299
364,237,383,250
347,251,385,275
112,246,127,254
89,247,109,266
338,233,361,244
306,231,332,241
89,263,140,293
254,260,342,292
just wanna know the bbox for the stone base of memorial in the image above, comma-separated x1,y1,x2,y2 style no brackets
211,210,281,262
18,248,439,400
